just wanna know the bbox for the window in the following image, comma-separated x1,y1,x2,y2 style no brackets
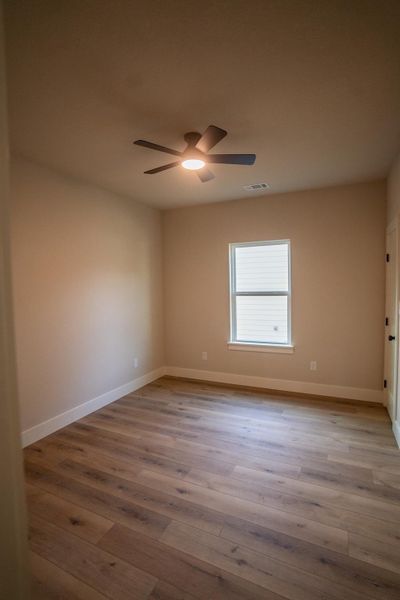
229,240,292,350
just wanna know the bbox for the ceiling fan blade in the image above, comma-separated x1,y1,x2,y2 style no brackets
134,139,182,156
207,153,256,165
197,167,215,183
196,125,227,153
144,161,181,174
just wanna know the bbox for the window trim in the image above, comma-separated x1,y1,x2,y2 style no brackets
229,239,292,349
227,341,294,353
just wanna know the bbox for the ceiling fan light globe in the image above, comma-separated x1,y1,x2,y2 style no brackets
181,158,206,171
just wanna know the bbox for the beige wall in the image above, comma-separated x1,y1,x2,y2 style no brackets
11,157,164,432
163,181,386,392
0,5,29,597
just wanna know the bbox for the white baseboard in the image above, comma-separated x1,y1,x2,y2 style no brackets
393,420,400,449
21,366,166,447
165,366,384,404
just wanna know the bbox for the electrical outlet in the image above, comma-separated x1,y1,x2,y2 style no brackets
202,351,208,361
134,358,139,368
310,360,317,371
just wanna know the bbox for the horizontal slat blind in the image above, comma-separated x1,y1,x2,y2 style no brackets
236,295,288,343
235,244,288,292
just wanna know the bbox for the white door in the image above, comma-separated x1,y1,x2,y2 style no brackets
384,226,397,420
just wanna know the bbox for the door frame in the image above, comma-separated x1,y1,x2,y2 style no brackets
0,5,30,596
384,219,398,421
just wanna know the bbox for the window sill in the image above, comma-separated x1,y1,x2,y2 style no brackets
227,341,294,354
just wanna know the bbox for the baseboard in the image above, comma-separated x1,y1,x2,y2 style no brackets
21,366,166,447
164,366,384,404
393,420,400,449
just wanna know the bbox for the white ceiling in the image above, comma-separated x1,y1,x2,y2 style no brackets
5,0,400,209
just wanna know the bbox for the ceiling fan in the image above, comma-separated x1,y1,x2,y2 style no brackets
133,125,256,182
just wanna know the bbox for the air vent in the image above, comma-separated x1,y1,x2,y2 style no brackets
243,182,270,191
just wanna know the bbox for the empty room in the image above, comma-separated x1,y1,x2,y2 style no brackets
1,1,400,599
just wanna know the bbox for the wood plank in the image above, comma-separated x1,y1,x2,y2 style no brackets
102,402,328,454
133,469,348,552
220,517,400,598
116,395,350,452
373,470,400,489
27,459,225,535
99,523,286,600
82,416,308,478
148,581,197,600
100,403,332,460
54,426,194,478
299,466,400,506
328,451,400,474
349,533,400,575
83,416,304,478
56,423,234,477
30,552,108,599
25,461,171,540
83,407,382,481
26,484,114,543
49,419,379,484
161,521,371,600
185,468,400,548
29,515,157,599
232,465,400,531
26,437,145,480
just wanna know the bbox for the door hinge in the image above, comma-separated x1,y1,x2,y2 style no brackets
386,253,390,262
385,317,389,326
384,379,387,389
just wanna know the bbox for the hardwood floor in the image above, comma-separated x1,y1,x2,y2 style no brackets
24,376,400,599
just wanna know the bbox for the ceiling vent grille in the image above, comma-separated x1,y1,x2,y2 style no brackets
243,183,270,191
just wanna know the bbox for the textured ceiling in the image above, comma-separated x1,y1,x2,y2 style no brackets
4,0,400,208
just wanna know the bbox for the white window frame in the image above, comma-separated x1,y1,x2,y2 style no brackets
228,239,294,353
